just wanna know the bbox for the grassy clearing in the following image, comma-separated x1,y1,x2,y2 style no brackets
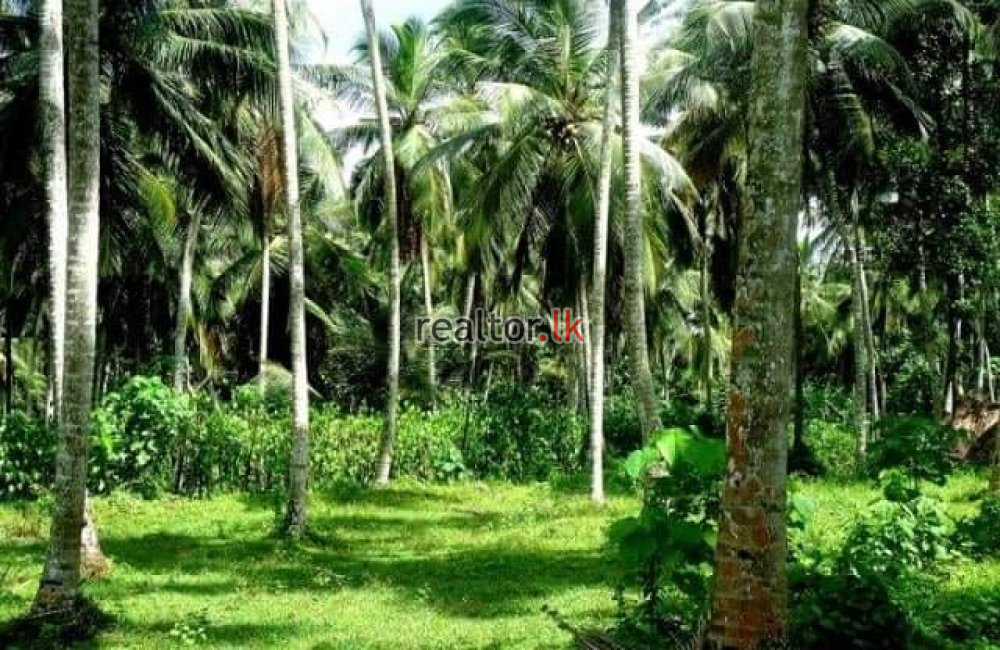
1,474,998,649
0,482,637,649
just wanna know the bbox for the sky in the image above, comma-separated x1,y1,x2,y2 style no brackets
308,0,453,62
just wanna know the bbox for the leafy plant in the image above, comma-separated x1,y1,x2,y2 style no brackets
957,496,1000,557
608,427,723,644
0,413,55,499
867,416,960,486
89,376,195,497
791,477,957,649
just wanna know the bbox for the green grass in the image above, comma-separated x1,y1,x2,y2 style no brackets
1,474,998,648
0,482,637,649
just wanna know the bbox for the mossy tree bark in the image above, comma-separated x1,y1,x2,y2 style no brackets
707,0,809,647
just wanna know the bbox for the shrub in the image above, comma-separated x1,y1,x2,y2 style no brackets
806,420,858,478
89,376,195,497
608,427,724,645
1,380,592,497
0,413,55,499
791,479,957,650
867,416,960,485
957,496,1000,557
463,381,585,481
603,392,642,455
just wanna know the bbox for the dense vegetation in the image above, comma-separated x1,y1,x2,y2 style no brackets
2,0,1000,648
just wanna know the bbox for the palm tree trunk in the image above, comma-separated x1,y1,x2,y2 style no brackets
619,0,661,442
792,248,807,462
700,231,714,408
707,0,809,646
173,212,200,393
41,0,68,419
986,341,996,402
273,0,311,536
363,0,402,487
259,219,271,389
852,212,879,422
578,284,592,405
846,219,870,458
33,0,102,614
4,322,12,415
589,1,618,504
420,233,436,400
943,274,966,419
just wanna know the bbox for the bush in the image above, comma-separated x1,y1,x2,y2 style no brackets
867,416,960,485
603,392,642,455
0,413,56,499
608,427,724,645
463,381,585,481
958,496,1000,557
1,378,591,497
806,420,858,478
791,478,957,649
89,376,195,497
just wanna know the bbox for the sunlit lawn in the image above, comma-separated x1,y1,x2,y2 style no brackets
2,474,999,648
0,481,637,649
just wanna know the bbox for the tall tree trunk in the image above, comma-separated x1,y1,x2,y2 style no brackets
273,0,310,536
707,0,808,647
4,321,12,415
259,219,271,389
700,226,714,409
173,212,200,393
852,208,879,423
986,340,996,402
791,248,807,462
847,222,870,457
943,276,964,419
420,233,436,400
589,1,618,504
33,0,102,614
42,0,108,569
364,0,402,487
41,0,68,419
579,284,592,406
620,0,661,441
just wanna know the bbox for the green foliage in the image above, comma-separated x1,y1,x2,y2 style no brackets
801,383,860,477
0,413,55,499
837,495,955,581
806,420,859,478
867,416,960,485
89,376,195,497
0,379,588,497
608,427,723,644
957,496,1000,558
603,392,642,455
462,382,585,481
791,478,958,649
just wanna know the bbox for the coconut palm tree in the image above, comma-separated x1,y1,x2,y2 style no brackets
270,0,311,536
707,0,809,646
39,0,67,416
589,0,621,504
620,0,662,440
434,0,693,403
358,0,402,487
32,0,102,616
321,17,459,399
